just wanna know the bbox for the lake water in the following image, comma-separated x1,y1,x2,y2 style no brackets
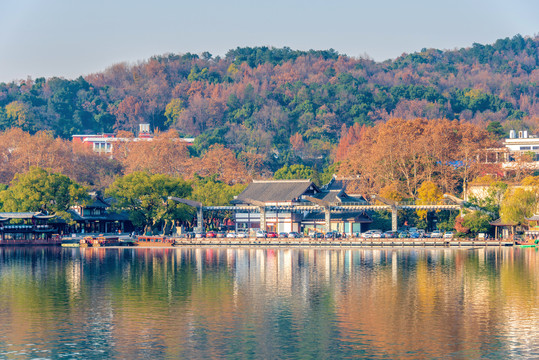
1,246,538,359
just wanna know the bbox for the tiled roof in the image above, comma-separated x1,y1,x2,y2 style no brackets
312,189,367,204
322,175,366,199
234,180,319,203
0,212,55,220
87,194,111,208
313,189,344,203
490,218,518,226
67,209,129,222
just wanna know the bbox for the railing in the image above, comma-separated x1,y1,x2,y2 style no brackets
3,225,33,230
170,236,513,247
204,202,460,212
2,225,54,231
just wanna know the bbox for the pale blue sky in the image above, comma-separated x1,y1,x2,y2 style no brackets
0,0,537,83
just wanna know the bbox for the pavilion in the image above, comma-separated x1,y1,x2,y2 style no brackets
232,177,371,234
67,192,133,234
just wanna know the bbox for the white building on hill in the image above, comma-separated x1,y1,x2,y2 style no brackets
484,130,539,172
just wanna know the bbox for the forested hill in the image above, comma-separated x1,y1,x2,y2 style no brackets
0,34,537,169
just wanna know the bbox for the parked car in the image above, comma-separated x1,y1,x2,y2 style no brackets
278,232,288,238
398,231,409,239
256,231,267,238
236,232,248,238
325,231,342,239
267,232,278,238
443,231,454,239
288,232,301,238
361,230,381,238
430,230,443,238
216,231,226,238
384,231,397,238
409,231,421,239
206,231,217,238
226,232,237,238
310,232,324,239
195,232,206,238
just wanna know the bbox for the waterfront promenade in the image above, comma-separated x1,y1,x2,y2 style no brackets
54,232,515,248
170,237,513,248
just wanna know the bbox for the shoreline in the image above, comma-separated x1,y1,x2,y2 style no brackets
171,238,514,247
51,237,515,248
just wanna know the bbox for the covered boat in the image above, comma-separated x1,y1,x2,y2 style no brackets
135,235,175,247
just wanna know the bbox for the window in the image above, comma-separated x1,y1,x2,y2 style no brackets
520,146,531,150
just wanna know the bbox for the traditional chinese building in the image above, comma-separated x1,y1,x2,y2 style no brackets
0,212,60,245
303,176,371,233
489,218,518,240
67,193,133,234
232,177,371,234
233,179,317,233
525,214,539,237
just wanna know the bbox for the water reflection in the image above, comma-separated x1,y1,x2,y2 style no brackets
0,247,539,359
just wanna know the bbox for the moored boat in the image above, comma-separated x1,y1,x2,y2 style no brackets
95,236,122,246
515,238,538,247
61,236,89,247
62,234,136,247
135,235,175,247
103,235,137,246
119,237,137,246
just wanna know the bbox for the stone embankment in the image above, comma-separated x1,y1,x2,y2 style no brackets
171,237,514,247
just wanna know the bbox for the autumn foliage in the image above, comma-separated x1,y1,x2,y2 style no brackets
1,35,537,201
115,130,192,176
0,128,251,189
0,128,120,188
0,35,537,175
337,118,495,198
